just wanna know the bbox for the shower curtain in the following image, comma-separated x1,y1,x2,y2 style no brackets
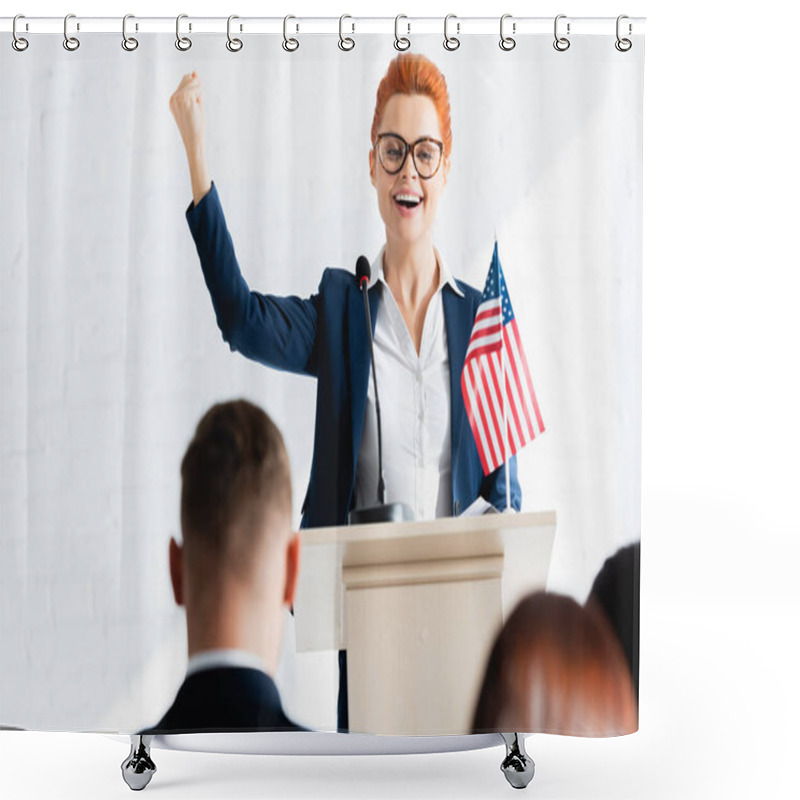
1,21,643,738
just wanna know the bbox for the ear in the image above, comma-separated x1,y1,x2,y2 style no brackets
369,148,376,187
169,536,184,606
442,155,450,187
283,533,300,607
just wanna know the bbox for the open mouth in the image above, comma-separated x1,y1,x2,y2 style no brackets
394,193,423,210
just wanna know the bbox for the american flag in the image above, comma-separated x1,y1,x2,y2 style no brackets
461,243,545,476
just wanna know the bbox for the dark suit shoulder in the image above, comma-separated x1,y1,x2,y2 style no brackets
318,267,358,293
139,667,305,735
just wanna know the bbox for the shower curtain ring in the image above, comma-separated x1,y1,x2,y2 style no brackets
12,14,29,51
394,15,411,51
615,15,632,52
63,13,80,51
283,15,299,52
175,14,192,51
338,15,355,51
122,14,138,51
553,15,571,51
443,14,460,51
499,14,515,51
226,15,243,52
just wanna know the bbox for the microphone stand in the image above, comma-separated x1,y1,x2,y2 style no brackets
348,273,414,526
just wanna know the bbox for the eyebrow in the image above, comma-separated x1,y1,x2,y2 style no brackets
377,131,443,144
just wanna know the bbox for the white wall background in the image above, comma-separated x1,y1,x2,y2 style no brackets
1,21,642,732
1,0,799,799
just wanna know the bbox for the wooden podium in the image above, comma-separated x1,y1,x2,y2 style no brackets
293,511,556,735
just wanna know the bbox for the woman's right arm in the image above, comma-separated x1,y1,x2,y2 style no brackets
169,73,319,376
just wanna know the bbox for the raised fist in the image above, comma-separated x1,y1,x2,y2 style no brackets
169,71,205,156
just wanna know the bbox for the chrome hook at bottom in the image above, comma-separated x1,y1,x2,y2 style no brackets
121,735,156,791
500,733,535,789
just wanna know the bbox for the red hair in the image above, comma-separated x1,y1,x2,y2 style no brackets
472,592,638,736
371,53,453,158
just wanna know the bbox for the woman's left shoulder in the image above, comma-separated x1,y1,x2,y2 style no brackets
452,278,482,305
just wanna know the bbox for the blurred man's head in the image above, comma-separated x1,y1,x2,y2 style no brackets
169,400,298,665
472,592,637,736
587,542,640,700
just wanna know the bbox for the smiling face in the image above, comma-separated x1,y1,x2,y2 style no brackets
370,93,449,248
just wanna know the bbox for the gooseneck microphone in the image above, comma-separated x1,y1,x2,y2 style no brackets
356,256,386,505
348,256,414,526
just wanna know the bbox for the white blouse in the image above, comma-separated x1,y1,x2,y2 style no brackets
354,247,464,520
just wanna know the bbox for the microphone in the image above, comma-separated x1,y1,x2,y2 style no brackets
348,256,414,526
356,255,371,289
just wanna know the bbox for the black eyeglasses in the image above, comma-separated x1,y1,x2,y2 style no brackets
374,133,445,180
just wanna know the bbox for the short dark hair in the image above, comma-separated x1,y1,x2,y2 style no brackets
180,400,292,574
587,542,640,700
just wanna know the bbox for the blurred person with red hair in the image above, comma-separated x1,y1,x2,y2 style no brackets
170,53,521,731
472,592,638,736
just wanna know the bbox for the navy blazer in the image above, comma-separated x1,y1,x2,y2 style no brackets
140,667,302,734
187,183,521,529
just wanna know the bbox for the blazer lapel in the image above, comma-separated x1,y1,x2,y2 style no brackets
348,283,381,476
443,286,472,475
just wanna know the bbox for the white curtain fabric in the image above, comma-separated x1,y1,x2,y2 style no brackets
0,32,643,731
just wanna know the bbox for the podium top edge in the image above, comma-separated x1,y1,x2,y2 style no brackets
298,509,556,547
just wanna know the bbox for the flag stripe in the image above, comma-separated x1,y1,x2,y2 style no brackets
461,369,491,475
499,351,526,451
483,353,507,461
508,322,543,436
469,319,502,338
490,350,522,453
466,360,496,473
504,325,536,440
473,359,502,470
486,352,509,453
472,366,500,474
465,338,503,362
465,303,503,359
511,320,545,434
473,299,502,322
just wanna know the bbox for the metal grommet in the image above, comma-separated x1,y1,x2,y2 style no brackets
63,13,80,51
226,15,243,52
615,15,632,52
394,15,410,51
12,14,29,52
175,14,192,51
338,14,355,51
553,14,570,52
443,14,460,51
122,14,138,51
283,15,299,52
499,14,515,51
